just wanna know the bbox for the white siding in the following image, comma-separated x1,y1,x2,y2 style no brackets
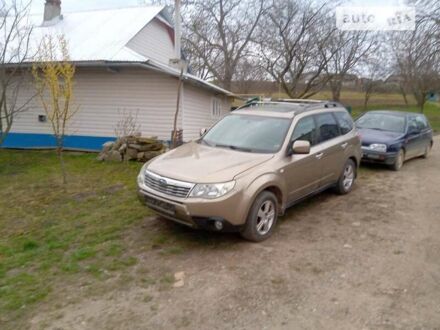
182,84,231,141
11,68,183,141
126,18,175,65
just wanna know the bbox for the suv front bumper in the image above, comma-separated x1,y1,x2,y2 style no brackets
137,188,246,232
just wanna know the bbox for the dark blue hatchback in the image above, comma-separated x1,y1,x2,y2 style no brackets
355,111,433,171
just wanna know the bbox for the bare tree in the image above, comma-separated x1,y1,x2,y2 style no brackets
0,0,33,145
232,57,266,94
359,54,389,110
392,13,440,112
114,109,141,138
257,0,336,99
183,0,266,90
411,0,440,24
32,35,77,184
324,30,378,101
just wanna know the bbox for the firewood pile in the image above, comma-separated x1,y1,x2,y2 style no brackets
97,135,166,162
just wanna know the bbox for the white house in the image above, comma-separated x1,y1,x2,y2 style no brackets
3,1,233,151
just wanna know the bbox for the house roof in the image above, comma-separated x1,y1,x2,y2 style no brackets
4,5,234,97
23,6,168,62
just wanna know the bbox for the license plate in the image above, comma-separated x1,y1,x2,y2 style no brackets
366,154,380,159
144,195,175,215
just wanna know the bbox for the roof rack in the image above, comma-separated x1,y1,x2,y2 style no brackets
274,98,323,104
237,99,346,113
305,101,345,110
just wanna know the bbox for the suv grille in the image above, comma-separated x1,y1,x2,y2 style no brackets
144,171,194,198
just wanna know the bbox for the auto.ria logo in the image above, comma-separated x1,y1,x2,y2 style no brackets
336,6,416,31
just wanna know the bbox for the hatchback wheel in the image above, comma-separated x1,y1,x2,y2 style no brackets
335,159,356,195
391,149,404,171
241,191,278,242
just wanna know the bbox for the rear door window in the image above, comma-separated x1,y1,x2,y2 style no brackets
315,113,340,143
291,116,317,146
334,111,354,135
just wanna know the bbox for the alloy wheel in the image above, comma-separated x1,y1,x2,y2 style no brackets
256,200,275,235
342,163,355,191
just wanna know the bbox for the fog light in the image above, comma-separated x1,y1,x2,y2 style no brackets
214,220,223,231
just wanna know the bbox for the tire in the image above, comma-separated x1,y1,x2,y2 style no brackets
422,142,432,159
391,149,404,171
334,159,356,195
240,191,278,242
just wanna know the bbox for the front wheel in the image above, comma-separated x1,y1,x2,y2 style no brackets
334,159,356,195
391,149,404,171
240,191,278,242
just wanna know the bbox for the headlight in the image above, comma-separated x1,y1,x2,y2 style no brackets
137,163,149,187
369,143,387,152
189,181,235,199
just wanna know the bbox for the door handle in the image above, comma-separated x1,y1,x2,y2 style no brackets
315,153,324,159
341,142,348,149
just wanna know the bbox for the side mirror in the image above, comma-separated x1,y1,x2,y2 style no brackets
200,128,207,137
291,140,311,155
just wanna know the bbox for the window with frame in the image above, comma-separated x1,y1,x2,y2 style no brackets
334,111,354,135
290,116,317,146
415,115,428,130
407,115,419,131
316,113,340,143
212,98,222,118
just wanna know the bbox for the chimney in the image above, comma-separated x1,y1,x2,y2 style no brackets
44,0,62,22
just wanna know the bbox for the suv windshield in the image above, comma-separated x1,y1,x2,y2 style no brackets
201,114,291,153
356,113,406,133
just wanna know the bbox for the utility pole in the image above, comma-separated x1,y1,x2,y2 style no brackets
171,0,186,148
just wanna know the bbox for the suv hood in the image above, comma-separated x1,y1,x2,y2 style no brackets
147,141,273,183
358,128,404,146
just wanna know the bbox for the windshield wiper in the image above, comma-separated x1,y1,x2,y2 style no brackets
215,144,254,152
359,127,386,131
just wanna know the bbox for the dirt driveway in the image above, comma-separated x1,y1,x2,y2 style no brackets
32,137,440,330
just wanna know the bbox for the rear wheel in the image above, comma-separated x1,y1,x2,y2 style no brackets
241,191,278,242
334,159,356,195
391,149,404,171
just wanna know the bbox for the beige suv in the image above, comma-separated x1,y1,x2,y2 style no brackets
138,101,361,241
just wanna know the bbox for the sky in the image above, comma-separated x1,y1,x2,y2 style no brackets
27,0,411,14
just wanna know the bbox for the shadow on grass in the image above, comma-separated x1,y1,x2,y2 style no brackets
132,215,244,257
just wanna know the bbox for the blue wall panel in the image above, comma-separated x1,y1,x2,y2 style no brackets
1,133,115,151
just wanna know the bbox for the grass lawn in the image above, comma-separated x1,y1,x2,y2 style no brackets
272,90,417,107
0,149,236,328
0,150,150,324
